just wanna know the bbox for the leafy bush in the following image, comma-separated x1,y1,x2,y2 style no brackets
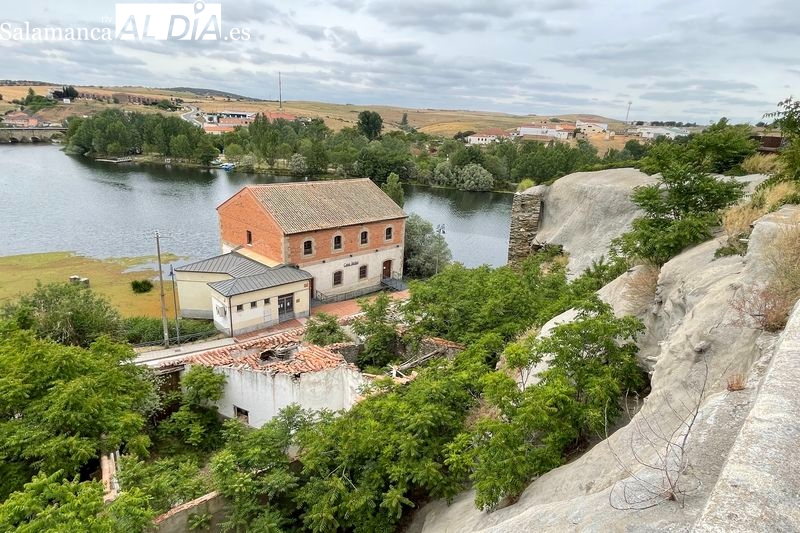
614,163,744,265
303,312,350,346
117,456,211,515
157,366,226,451
130,279,154,293
2,282,123,347
122,316,217,344
352,293,402,369
516,178,535,192
446,299,646,509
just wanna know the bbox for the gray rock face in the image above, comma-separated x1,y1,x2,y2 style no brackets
412,206,800,533
508,168,655,278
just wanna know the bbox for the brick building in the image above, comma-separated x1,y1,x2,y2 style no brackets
174,179,406,334
217,178,407,300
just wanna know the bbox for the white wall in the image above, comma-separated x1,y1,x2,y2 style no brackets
212,365,366,427
210,280,311,336
304,247,404,297
175,271,231,319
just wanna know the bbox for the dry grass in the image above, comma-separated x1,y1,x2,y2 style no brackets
624,265,660,314
732,223,800,331
726,373,746,392
741,153,781,175
753,181,800,212
719,181,800,256
0,252,179,318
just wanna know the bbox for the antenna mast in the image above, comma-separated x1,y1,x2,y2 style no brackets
625,101,633,124
278,72,282,110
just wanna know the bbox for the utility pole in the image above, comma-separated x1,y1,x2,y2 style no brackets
155,231,170,348
435,224,446,275
170,264,181,345
278,71,282,110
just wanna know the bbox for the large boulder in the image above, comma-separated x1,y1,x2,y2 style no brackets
522,168,655,278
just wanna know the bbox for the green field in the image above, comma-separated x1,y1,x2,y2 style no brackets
0,252,179,318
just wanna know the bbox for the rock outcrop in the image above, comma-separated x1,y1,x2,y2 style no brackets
412,206,800,533
507,169,769,279
508,168,656,278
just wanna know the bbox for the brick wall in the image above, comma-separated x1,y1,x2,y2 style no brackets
218,189,286,262
287,218,405,267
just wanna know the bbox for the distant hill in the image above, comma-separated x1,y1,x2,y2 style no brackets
163,87,262,101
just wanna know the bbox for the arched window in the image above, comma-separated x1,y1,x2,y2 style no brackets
360,230,368,245
333,271,343,286
303,240,313,255
333,234,343,250
385,226,393,241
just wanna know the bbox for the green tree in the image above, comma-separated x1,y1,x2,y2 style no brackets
614,162,745,265
455,162,494,191
193,138,219,165
303,312,350,346
352,293,401,369
687,118,757,174
289,153,308,176
170,134,192,159
0,324,156,498
116,456,210,515
357,110,383,141
158,366,226,451
446,299,645,510
380,172,405,206
403,214,452,278
3,282,123,347
0,471,154,533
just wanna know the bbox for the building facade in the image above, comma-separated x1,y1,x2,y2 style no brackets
217,179,407,300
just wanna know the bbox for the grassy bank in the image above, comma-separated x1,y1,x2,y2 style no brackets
0,252,180,318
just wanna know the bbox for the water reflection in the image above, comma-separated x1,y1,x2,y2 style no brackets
2,145,513,267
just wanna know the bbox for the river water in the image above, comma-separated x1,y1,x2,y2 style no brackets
0,144,513,267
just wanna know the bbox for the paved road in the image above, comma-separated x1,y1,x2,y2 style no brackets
181,106,203,127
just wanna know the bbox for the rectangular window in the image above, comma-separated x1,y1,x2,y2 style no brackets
264,298,270,305
333,271,343,286
359,265,368,279
251,301,258,309
385,227,393,240
360,231,368,245
333,235,342,250
234,406,249,424
303,240,313,255
246,230,252,245
236,304,244,312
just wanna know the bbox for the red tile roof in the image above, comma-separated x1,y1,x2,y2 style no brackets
176,329,357,375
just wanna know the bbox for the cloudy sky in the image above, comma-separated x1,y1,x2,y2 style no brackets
1,0,797,122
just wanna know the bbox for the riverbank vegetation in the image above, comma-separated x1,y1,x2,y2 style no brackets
0,251,178,319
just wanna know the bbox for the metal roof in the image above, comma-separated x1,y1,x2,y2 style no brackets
224,178,407,235
175,252,270,277
208,266,313,297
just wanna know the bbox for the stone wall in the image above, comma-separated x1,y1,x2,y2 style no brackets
153,492,227,533
507,188,544,264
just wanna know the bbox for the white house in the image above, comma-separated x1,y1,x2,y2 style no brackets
467,128,511,145
576,120,609,135
637,126,690,140
183,331,366,428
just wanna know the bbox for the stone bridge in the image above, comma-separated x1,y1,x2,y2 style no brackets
0,127,67,143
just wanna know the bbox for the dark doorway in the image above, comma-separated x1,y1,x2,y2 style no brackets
382,260,392,280
278,293,295,321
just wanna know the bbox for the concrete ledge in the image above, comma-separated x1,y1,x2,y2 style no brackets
692,301,800,532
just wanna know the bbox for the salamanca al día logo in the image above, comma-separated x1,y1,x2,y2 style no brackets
115,1,249,41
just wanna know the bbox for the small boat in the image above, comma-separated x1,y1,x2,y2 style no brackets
219,163,235,171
